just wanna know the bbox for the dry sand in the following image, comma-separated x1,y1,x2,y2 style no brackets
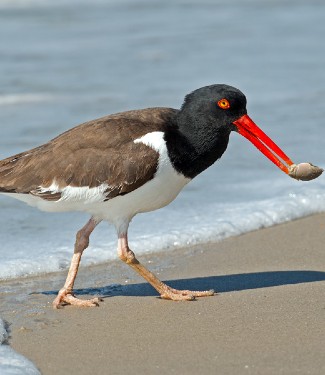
1,213,325,375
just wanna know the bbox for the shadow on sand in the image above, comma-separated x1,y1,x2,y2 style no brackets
41,270,325,298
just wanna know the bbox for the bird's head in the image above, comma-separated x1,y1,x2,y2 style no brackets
181,84,322,179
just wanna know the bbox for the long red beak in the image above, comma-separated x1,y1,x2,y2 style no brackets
233,114,294,174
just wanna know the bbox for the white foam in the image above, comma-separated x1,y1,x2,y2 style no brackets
0,0,118,9
0,183,324,280
0,319,40,375
0,94,54,106
0,0,69,9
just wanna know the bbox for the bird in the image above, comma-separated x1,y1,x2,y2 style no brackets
0,84,316,308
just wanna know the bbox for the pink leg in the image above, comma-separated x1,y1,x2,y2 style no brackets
53,217,102,308
117,233,215,301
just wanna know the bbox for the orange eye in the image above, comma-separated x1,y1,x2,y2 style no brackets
217,98,230,110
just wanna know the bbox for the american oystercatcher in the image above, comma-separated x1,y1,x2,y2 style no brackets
0,84,322,308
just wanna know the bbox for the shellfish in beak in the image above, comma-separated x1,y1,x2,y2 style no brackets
233,115,323,181
288,163,323,181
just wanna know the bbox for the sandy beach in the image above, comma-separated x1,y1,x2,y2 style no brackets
1,213,325,374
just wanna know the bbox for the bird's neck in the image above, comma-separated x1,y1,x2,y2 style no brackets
165,111,230,179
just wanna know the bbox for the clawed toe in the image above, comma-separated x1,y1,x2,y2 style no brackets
53,292,103,309
160,291,195,301
160,287,215,301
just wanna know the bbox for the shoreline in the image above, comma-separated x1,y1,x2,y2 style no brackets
1,212,325,374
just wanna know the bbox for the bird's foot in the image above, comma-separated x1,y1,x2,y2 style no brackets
160,286,215,301
52,290,103,309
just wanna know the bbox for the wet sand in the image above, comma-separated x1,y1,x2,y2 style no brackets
2,213,325,375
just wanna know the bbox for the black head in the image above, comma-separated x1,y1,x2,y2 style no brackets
179,84,248,132
175,83,298,178
167,84,249,178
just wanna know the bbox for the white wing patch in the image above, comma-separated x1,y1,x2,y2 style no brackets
37,180,110,203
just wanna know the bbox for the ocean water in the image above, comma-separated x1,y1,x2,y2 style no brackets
1,0,325,371
0,319,40,374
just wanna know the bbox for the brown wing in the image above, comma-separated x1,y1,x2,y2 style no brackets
0,108,178,201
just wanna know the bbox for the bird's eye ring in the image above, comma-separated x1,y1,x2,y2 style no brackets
217,98,230,110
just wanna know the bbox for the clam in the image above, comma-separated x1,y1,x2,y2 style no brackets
288,163,323,181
